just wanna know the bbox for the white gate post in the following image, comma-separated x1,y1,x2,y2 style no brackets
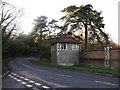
104,41,112,68
104,46,110,67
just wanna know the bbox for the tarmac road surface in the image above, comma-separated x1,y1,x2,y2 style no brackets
2,57,119,90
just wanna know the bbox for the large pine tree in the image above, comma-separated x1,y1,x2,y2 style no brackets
60,4,109,49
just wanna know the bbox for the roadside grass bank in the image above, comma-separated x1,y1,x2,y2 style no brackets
30,58,120,77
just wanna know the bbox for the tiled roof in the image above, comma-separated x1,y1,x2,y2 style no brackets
51,34,81,45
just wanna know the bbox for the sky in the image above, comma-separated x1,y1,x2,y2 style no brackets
8,0,119,44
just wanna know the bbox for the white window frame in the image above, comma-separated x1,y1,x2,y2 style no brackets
72,44,79,50
59,43,67,50
57,43,60,50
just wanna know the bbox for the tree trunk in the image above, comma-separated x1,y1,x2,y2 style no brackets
39,30,42,60
85,19,88,49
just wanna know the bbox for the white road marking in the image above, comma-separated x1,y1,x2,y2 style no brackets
36,69,72,78
13,77,17,80
21,81,27,85
16,75,20,77
1,71,10,78
9,72,54,89
17,76,22,78
20,62,72,78
26,84,33,88
8,75,14,78
24,78,29,81
42,86,50,89
8,74,11,77
28,74,69,88
61,74,72,77
36,69,44,72
22,64,30,68
8,75,11,77
11,73,17,76
16,79,22,82
8,74,22,82
95,80,118,86
20,76,24,79
10,76,14,78
13,73,17,76
29,80,35,83
11,73,14,75
35,83,41,86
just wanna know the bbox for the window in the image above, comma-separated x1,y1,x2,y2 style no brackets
61,43,67,50
57,43,67,50
72,44,79,50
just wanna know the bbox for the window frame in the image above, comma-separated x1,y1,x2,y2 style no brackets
72,44,79,50
57,43,67,50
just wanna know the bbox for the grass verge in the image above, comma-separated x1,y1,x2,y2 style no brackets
30,58,120,77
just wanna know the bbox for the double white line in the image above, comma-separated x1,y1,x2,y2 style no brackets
8,72,51,89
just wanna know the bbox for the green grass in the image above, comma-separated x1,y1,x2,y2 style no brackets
31,58,120,77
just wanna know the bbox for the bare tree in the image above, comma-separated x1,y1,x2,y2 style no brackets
0,0,24,57
0,0,24,42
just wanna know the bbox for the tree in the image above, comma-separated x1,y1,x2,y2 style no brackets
31,16,60,60
14,33,38,56
48,19,58,38
0,0,24,58
32,15,49,60
60,4,109,49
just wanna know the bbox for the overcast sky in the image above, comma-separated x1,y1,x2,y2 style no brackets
8,0,119,44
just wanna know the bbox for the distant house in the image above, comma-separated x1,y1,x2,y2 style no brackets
51,34,82,66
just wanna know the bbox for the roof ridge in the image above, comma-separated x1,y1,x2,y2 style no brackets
51,34,82,45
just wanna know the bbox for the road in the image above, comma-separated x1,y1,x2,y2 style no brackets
2,57,119,90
